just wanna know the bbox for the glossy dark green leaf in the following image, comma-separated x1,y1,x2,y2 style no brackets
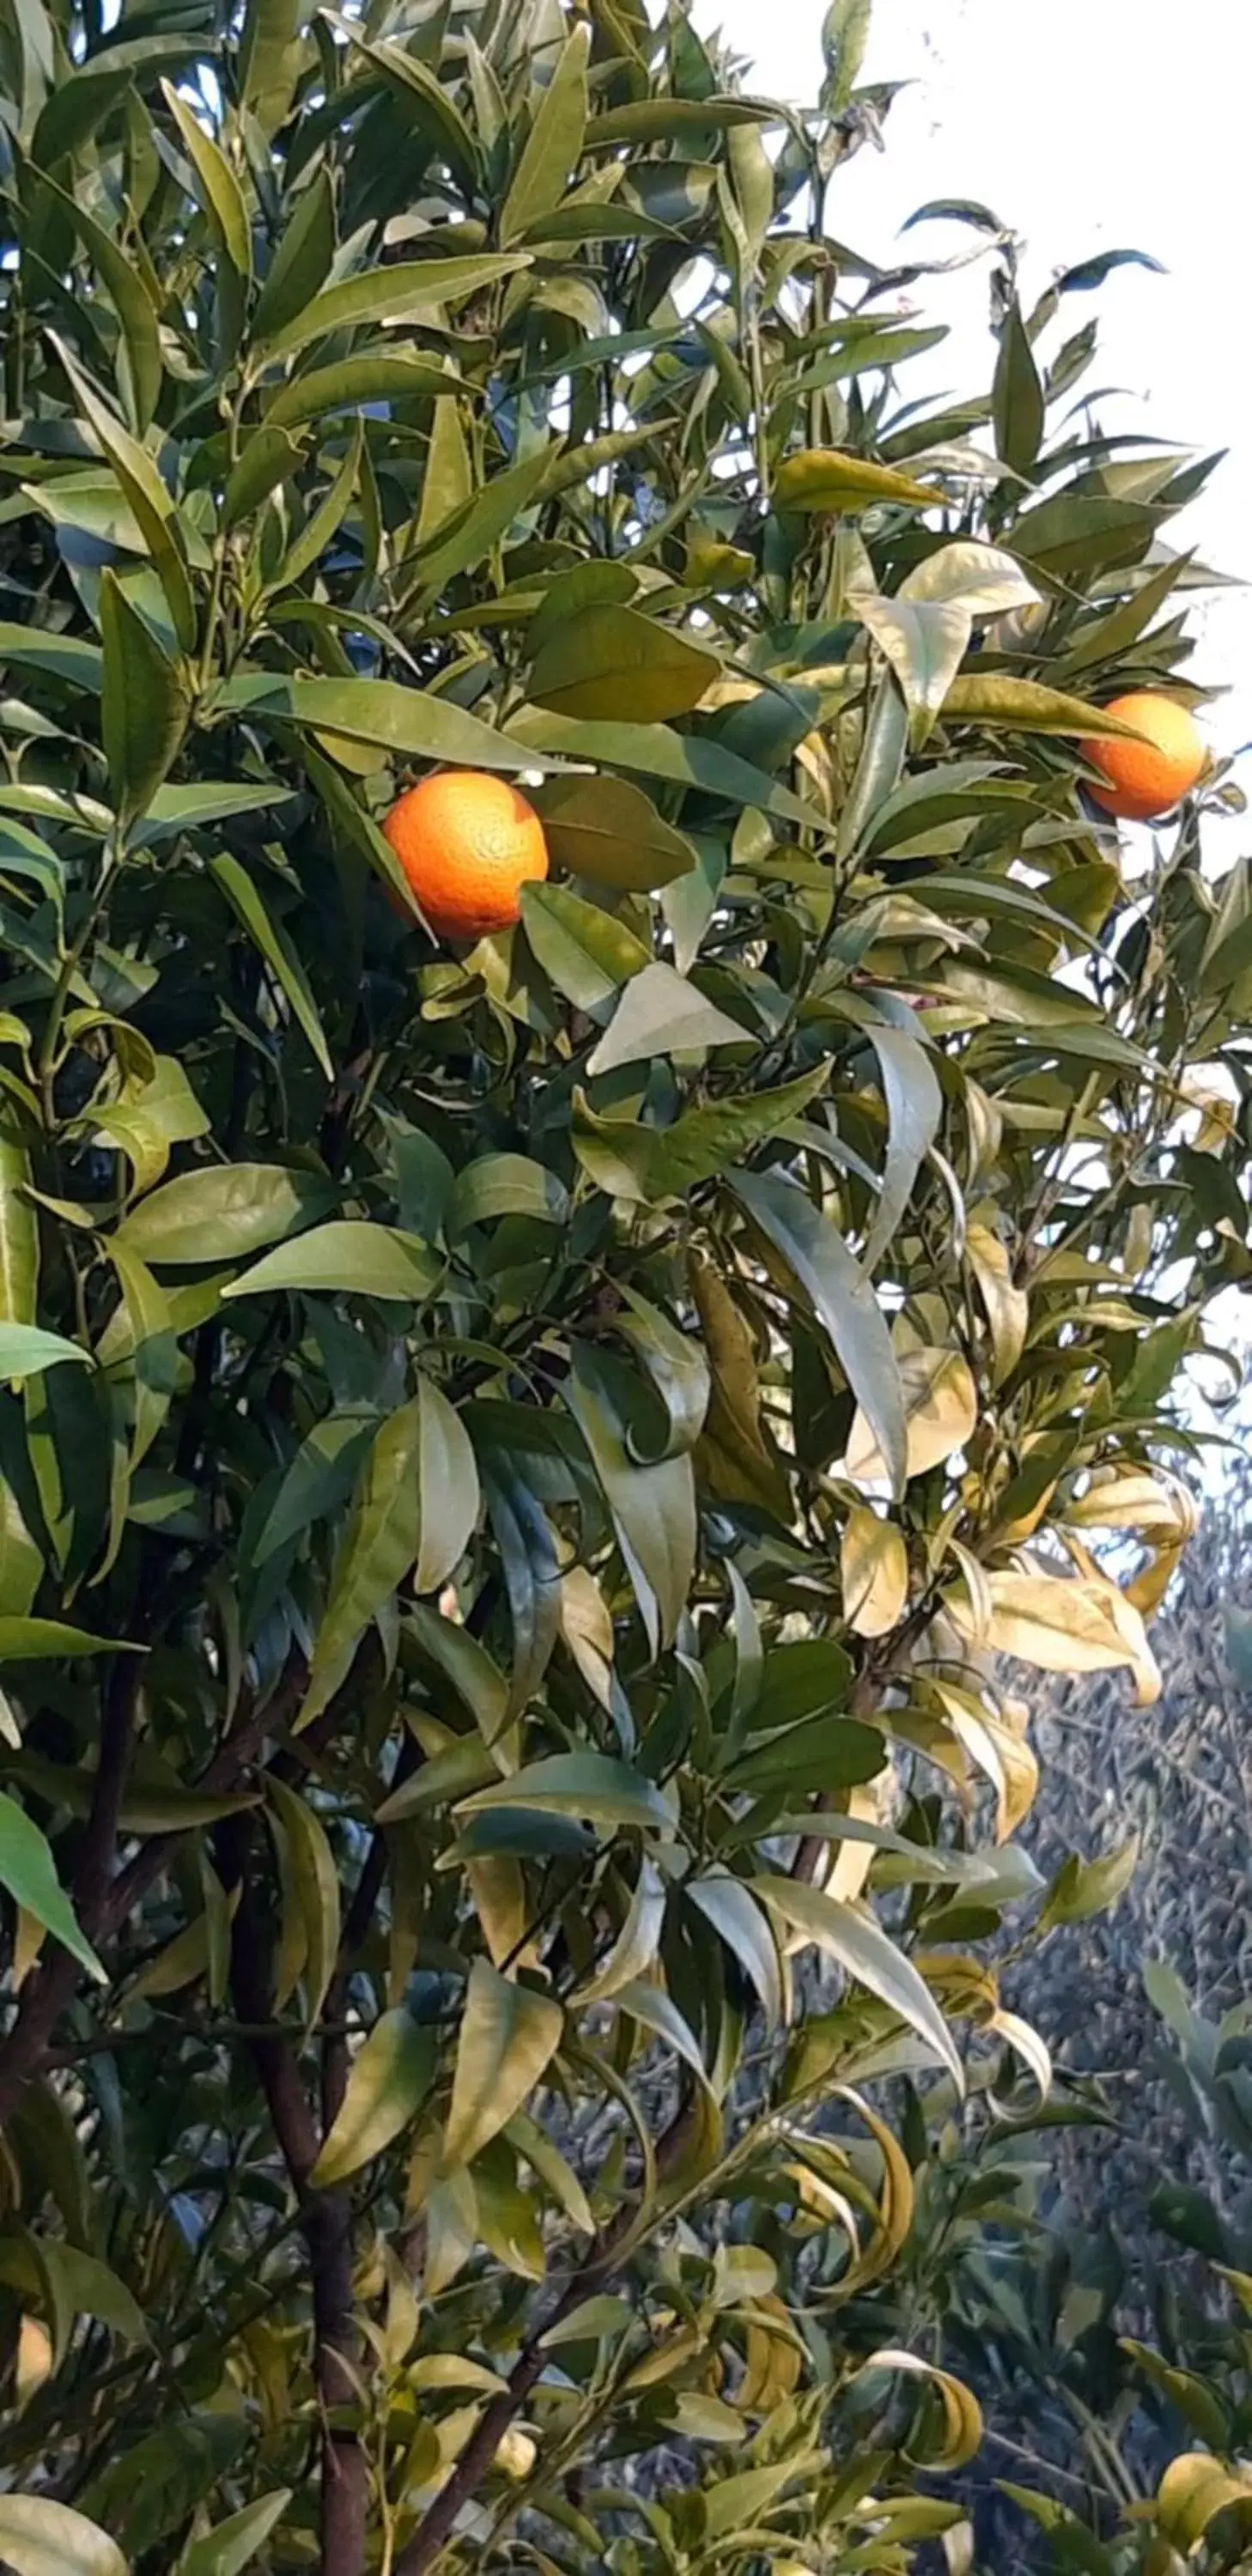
252,172,335,342
208,854,331,1077
530,775,697,891
571,1064,830,1204
43,176,162,431
993,300,1043,481
100,572,188,831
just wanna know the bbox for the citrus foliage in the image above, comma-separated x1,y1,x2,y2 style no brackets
0,0,1247,2566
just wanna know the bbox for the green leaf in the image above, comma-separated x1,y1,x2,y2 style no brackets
1010,490,1158,581
530,774,697,891
400,447,556,602
443,1959,564,2171
861,1020,943,1273
732,1169,906,1499
572,1065,830,1204
310,2008,435,2186
530,604,719,723
264,354,465,431
586,963,747,1077
179,2491,293,2576
277,417,362,592
941,675,1146,736
100,571,188,832
0,1791,104,1979
254,1407,377,1562
567,1342,696,1655
512,709,821,833
214,671,565,778
1039,1834,1140,1933
774,448,939,513
209,854,332,1078
538,2293,634,2348
118,1164,335,1266
302,1398,426,1716
0,1322,91,1378
237,0,304,136
993,300,1044,481
450,1153,570,1230
266,1778,340,2028
0,2498,126,2576
161,81,252,278
411,1376,480,1596
222,425,302,530
43,175,162,432
255,253,530,361
0,1138,38,1331
501,21,590,245
520,883,650,1012
589,95,775,146
52,334,197,651
757,1876,962,2087
0,624,102,690
252,172,335,341
222,1221,438,1303
459,1752,674,1836
686,1871,781,2026
0,1618,140,1661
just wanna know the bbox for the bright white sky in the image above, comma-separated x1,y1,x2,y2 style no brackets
697,0,1252,782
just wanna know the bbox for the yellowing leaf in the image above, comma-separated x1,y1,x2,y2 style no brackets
310,2009,435,2187
0,2498,126,2576
965,1223,1028,1385
841,1506,908,1638
775,448,939,513
442,1959,563,2172
1157,2453,1252,2552
949,1568,1162,1703
848,1345,976,1486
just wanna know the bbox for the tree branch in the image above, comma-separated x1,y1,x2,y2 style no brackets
228,1827,368,2576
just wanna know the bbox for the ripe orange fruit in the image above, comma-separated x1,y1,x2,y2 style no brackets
382,770,549,939
1079,691,1206,823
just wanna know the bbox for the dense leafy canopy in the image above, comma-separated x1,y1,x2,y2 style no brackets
0,0,1247,2566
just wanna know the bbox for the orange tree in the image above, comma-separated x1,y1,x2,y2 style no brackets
0,0,1247,2567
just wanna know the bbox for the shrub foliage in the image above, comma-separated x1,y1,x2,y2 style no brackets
0,0,1247,2567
